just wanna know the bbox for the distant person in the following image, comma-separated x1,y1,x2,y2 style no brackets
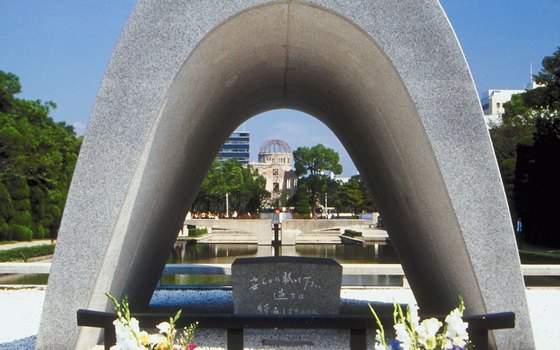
515,217,523,246
50,227,57,245
376,215,384,229
232,211,238,219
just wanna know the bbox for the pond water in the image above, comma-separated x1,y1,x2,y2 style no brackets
161,242,402,287
168,242,400,264
3,242,559,286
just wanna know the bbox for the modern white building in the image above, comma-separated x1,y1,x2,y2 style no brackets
481,89,524,116
480,89,524,126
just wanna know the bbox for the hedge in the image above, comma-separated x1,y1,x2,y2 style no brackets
188,228,208,237
342,229,363,237
0,244,55,262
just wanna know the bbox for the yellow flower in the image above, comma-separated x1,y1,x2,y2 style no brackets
139,331,150,345
155,342,169,350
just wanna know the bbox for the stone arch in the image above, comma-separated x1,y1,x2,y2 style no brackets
37,1,533,349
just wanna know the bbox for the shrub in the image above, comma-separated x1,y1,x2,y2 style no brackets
5,175,30,201
0,218,9,240
343,229,362,237
10,224,33,241
10,210,32,225
12,198,31,211
32,223,47,239
0,244,55,262
188,228,208,237
0,182,14,219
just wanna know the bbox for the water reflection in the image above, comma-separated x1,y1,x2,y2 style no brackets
170,243,259,264
168,242,400,264
164,242,403,286
3,243,559,286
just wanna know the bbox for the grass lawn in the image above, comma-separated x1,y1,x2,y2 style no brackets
0,244,55,262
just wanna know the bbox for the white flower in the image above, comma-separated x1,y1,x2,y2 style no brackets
111,319,144,350
157,321,171,334
408,304,420,328
445,308,469,347
416,318,442,349
148,333,167,345
394,322,412,350
374,332,389,350
128,318,141,333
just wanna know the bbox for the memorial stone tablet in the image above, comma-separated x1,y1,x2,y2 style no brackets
232,256,342,315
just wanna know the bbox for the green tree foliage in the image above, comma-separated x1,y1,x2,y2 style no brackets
0,71,21,113
514,116,560,246
491,47,560,218
192,159,268,214
291,183,311,216
489,106,534,212
293,144,342,216
528,47,560,111
489,47,560,246
0,70,81,241
335,175,376,214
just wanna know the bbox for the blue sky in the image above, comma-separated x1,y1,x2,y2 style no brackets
1,1,559,176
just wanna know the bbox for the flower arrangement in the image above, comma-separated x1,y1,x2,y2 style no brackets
369,296,471,350
106,294,198,350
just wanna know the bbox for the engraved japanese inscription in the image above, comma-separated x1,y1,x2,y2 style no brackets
232,256,342,315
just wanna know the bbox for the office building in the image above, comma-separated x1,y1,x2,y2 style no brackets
218,131,250,165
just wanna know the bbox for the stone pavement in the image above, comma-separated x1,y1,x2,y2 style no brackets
0,240,52,251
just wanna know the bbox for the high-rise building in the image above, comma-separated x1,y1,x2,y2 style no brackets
218,131,250,165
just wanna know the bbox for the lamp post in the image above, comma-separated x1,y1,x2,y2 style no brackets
225,192,229,218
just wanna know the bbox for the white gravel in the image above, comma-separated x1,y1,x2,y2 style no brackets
0,287,558,349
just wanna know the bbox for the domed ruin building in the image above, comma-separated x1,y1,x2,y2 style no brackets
249,139,298,203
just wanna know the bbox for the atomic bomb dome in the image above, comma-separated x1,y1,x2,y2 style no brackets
258,139,293,166
250,139,297,200
259,139,292,154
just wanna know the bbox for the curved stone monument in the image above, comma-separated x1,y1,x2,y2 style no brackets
37,1,534,349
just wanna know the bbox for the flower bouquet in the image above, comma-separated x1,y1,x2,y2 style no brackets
106,294,197,350
369,296,471,350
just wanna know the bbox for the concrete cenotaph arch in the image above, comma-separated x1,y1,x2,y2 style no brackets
37,1,534,349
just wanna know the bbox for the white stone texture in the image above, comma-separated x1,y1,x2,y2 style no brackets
37,1,532,349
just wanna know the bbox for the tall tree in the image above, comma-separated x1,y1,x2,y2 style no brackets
192,159,268,214
0,70,81,240
291,183,312,217
514,116,560,246
293,144,342,216
334,175,376,215
490,47,560,246
490,48,560,218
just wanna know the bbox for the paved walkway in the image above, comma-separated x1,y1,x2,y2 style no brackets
0,240,53,251
0,287,558,349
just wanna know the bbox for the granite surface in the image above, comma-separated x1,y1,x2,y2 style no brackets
232,257,342,315
37,1,533,349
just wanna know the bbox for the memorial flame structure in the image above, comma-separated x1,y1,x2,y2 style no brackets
37,1,534,349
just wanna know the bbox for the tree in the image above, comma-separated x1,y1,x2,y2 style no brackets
0,70,81,240
489,108,534,213
0,71,21,113
191,159,268,214
529,47,560,112
291,183,311,216
490,48,560,218
293,144,342,217
334,175,376,215
489,47,560,246
514,116,560,246
293,144,343,178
